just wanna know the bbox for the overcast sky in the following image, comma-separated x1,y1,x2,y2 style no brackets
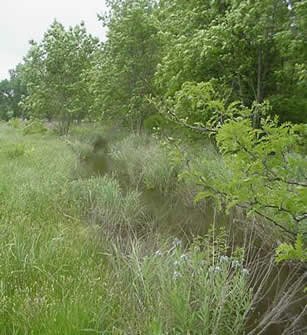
0,0,108,80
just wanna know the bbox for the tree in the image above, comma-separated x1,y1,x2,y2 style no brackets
0,79,13,120
88,0,161,130
0,64,27,120
155,0,307,124
182,99,307,263
21,21,100,133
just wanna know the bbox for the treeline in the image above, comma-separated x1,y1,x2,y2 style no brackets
0,0,306,130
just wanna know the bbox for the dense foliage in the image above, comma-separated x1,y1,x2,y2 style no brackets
2,0,306,126
0,65,26,120
89,0,161,130
156,0,307,124
20,21,100,133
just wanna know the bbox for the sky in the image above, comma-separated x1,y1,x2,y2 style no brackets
0,0,108,80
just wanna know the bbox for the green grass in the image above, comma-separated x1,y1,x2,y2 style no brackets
69,176,149,236
0,125,110,334
0,123,264,334
104,239,252,334
110,134,180,193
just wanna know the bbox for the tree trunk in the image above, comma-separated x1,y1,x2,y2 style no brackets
253,49,263,128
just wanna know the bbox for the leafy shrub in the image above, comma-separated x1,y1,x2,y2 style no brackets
23,119,47,135
143,113,169,132
8,117,23,128
276,234,307,263
182,101,307,262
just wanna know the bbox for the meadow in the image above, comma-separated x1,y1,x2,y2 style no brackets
0,122,305,334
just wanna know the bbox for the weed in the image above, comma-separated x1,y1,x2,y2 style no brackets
111,134,179,193
5,143,26,158
104,237,252,334
7,117,23,129
23,119,48,135
69,176,148,235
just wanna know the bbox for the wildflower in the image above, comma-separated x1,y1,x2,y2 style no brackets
173,271,182,280
174,260,180,267
180,254,189,261
219,255,230,263
209,265,222,273
231,260,241,269
172,238,182,248
155,250,163,257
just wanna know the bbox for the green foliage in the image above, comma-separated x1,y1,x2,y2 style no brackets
6,0,306,128
0,125,252,334
1,0,306,323
88,0,160,129
20,21,100,134
170,82,220,125
143,113,169,132
108,238,252,335
276,235,307,263
0,120,304,334
179,98,307,262
69,176,147,232
7,117,47,135
0,126,109,334
159,81,247,132
0,65,27,120
156,0,307,123
7,117,23,128
198,116,306,235
23,119,48,135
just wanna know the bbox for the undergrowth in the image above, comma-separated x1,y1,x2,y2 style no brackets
0,124,305,334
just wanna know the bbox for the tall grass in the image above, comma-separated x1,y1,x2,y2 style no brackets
105,237,252,335
0,124,305,334
0,125,110,334
111,134,180,193
69,176,149,236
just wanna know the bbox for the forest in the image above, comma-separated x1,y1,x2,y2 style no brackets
0,0,306,334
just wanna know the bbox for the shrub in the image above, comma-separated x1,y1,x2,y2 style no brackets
23,119,48,135
143,113,169,132
8,117,23,128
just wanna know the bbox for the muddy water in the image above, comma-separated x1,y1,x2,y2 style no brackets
76,139,307,335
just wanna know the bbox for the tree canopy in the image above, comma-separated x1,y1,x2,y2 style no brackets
19,21,100,133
